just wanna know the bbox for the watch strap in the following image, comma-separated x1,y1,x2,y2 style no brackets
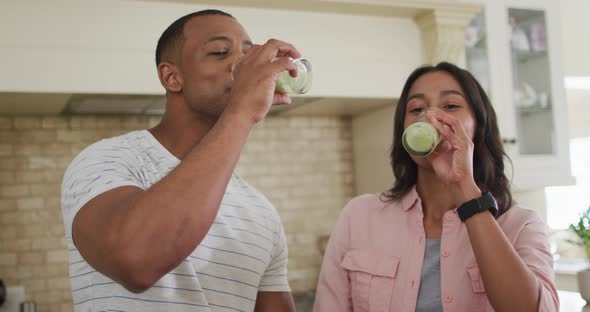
457,191,498,222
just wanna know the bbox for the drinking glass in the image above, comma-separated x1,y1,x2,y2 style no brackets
232,57,312,94
402,110,441,157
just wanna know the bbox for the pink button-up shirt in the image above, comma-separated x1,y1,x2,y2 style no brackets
314,187,559,311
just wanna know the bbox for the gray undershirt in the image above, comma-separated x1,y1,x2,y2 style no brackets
416,239,443,312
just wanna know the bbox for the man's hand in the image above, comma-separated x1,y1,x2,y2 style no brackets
227,38,301,124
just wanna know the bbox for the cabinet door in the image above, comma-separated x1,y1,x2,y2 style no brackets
467,3,515,152
502,1,572,189
507,7,555,155
468,0,572,190
465,11,491,96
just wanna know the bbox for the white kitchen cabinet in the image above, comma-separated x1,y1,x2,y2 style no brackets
465,0,573,190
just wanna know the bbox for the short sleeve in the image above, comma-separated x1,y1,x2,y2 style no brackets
513,211,560,311
313,199,354,312
61,139,144,240
258,216,291,292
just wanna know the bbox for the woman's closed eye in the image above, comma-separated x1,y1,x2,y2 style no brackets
209,50,229,57
444,103,461,110
409,107,426,113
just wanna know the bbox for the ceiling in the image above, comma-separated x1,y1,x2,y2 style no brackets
143,0,425,18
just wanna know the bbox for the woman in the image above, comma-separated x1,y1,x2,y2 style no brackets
314,62,558,311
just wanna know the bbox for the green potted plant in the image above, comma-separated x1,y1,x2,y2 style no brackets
570,206,590,302
570,206,590,260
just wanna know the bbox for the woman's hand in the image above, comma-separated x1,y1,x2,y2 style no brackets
425,110,480,200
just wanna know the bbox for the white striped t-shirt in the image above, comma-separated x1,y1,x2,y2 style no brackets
61,130,290,312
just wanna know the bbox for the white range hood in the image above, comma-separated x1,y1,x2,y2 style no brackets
0,0,479,115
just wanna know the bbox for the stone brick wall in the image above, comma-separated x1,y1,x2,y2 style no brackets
0,115,354,311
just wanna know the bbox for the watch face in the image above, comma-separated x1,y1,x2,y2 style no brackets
482,192,498,217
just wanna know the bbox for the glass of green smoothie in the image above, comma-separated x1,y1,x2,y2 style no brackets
232,57,312,95
402,110,441,157
274,58,312,94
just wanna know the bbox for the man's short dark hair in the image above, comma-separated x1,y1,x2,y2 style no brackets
155,9,234,66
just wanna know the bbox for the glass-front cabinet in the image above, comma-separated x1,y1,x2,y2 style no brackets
465,12,491,96
465,0,573,190
508,8,554,156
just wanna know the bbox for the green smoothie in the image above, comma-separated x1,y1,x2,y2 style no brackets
275,58,312,94
402,121,440,156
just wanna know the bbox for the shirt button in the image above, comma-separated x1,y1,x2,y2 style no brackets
442,250,450,257
445,295,453,303
445,214,454,222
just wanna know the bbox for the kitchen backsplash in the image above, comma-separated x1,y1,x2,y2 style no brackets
0,114,355,311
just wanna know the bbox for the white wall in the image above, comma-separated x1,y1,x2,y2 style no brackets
566,89,590,139
352,103,396,195
558,0,590,154
0,0,422,98
560,0,590,77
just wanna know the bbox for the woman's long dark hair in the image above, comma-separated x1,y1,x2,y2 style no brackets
383,62,513,216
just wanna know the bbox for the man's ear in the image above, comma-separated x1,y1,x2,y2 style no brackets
158,62,183,93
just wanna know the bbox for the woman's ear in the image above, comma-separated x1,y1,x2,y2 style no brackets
157,62,183,93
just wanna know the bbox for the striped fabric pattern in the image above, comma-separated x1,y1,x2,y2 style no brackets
61,130,290,312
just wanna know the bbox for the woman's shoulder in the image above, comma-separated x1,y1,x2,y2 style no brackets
497,205,547,233
502,205,544,221
341,193,404,218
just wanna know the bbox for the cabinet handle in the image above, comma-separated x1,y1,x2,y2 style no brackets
502,138,517,144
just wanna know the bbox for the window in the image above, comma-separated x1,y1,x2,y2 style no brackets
545,137,590,229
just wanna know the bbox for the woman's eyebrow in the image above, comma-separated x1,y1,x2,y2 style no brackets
407,93,425,102
440,90,465,98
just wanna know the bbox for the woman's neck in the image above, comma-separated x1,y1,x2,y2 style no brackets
415,169,457,221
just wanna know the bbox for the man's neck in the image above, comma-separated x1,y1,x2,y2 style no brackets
148,104,218,160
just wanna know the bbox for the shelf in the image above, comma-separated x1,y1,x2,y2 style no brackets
517,103,552,116
555,258,590,275
269,96,393,116
465,33,488,51
512,49,548,63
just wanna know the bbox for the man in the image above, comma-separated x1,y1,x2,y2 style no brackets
61,9,299,312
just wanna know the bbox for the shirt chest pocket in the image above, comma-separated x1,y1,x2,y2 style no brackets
467,265,494,311
341,250,400,312
467,266,485,294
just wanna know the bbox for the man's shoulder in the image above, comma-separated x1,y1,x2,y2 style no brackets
63,130,148,181
70,130,148,163
83,130,146,154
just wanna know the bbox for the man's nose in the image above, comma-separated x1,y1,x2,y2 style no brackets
229,51,245,72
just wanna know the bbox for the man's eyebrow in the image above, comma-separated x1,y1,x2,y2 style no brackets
206,36,253,46
206,36,231,43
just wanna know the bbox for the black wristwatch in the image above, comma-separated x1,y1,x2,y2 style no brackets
457,191,498,222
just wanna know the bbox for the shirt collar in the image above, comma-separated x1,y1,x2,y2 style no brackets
401,185,420,212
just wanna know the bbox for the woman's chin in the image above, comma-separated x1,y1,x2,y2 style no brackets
413,149,453,170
